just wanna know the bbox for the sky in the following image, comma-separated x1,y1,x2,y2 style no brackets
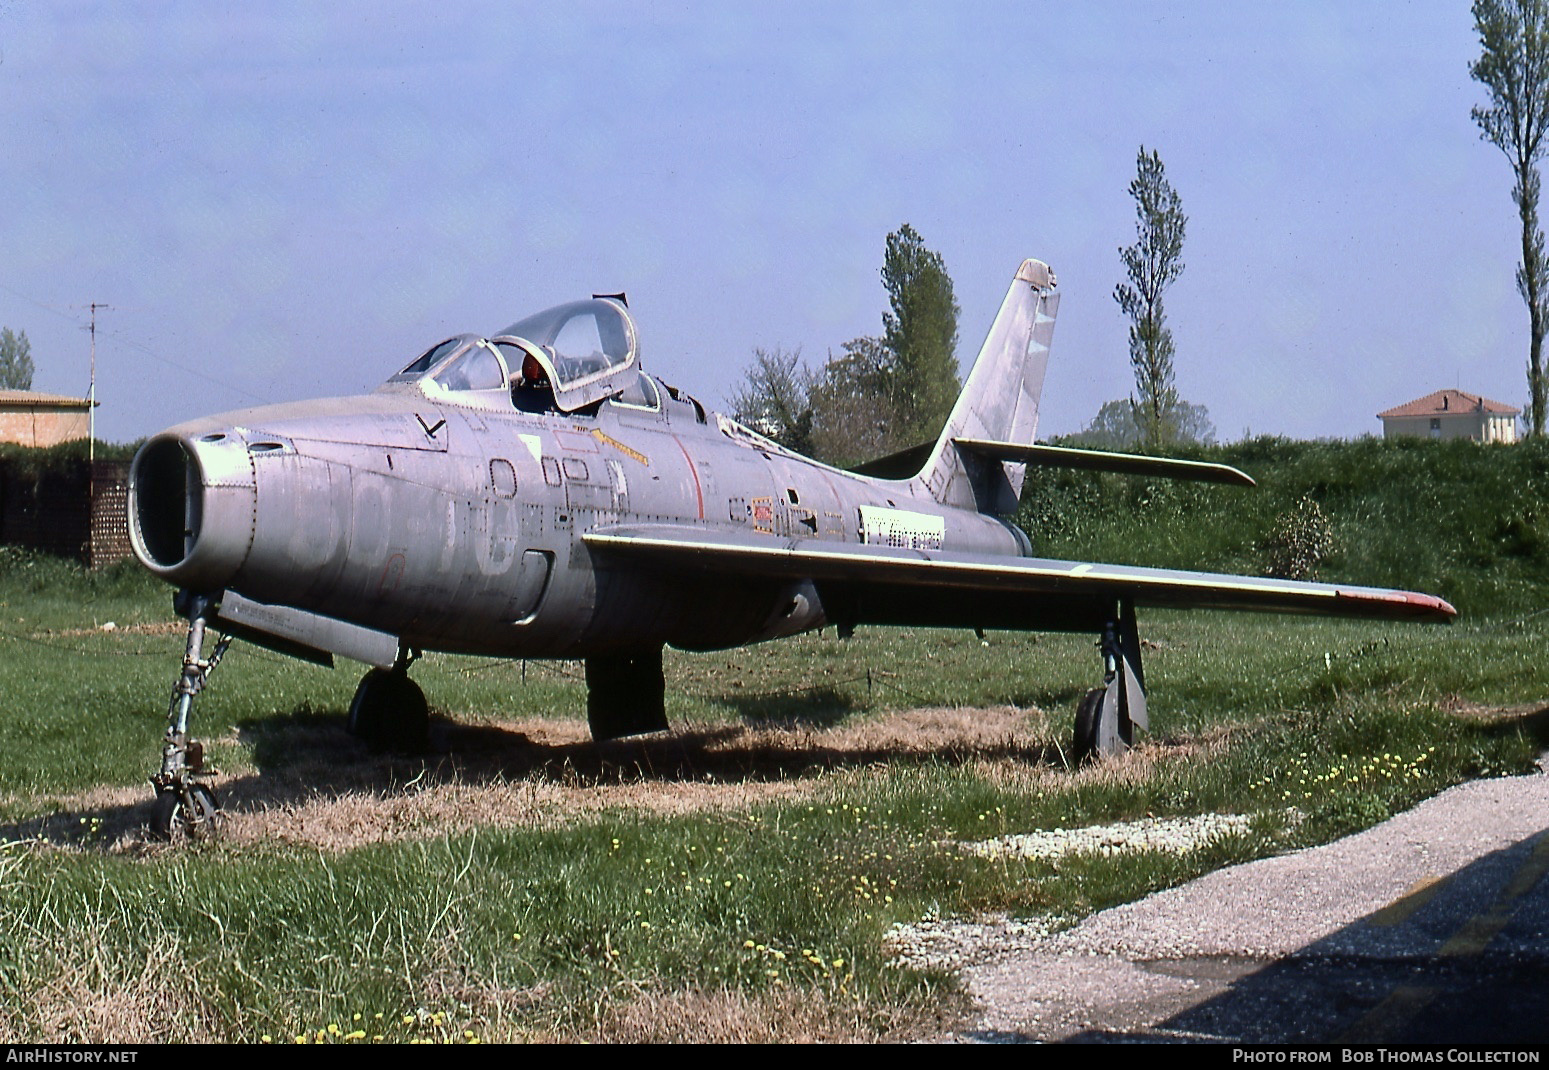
0,2,1526,445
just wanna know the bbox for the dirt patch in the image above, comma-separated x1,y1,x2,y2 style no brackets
46,621,184,638
1437,694,1549,720
5,706,1057,855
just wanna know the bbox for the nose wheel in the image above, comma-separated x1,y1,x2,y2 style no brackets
151,782,220,842
150,595,230,842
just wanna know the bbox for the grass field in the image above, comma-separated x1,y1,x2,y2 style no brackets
2,437,1548,1042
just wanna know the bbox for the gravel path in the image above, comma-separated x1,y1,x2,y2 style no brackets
933,754,1549,1042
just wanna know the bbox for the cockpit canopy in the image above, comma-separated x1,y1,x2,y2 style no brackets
386,297,640,413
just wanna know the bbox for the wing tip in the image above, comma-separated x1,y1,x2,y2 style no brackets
1336,587,1457,622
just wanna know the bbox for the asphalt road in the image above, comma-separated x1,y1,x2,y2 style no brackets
955,754,1549,1044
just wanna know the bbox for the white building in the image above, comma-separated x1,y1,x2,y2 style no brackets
1376,389,1518,444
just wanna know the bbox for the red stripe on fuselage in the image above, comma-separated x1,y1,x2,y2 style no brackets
671,434,704,520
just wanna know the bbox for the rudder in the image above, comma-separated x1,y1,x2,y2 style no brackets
914,258,1059,513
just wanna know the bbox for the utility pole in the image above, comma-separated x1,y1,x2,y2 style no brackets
87,302,109,468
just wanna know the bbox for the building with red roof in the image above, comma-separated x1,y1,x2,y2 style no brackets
0,390,92,448
1376,389,1519,444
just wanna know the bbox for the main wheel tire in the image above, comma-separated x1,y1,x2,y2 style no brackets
380,674,429,753
347,668,392,739
1072,687,1106,766
348,669,429,753
149,783,219,843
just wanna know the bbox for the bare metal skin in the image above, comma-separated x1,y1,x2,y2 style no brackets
125,260,1454,840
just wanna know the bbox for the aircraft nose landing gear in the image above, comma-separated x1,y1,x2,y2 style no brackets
150,595,230,841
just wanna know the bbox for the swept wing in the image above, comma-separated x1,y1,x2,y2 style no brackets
583,524,1455,632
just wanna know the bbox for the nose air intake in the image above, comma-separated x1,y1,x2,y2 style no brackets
132,437,202,569
129,432,257,589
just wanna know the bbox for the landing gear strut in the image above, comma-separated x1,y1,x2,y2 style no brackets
1072,598,1148,764
347,651,429,752
150,594,229,841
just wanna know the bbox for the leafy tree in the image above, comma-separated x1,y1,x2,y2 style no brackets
1113,147,1187,448
1471,0,1549,436
1067,397,1215,449
731,223,959,466
728,346,816,454
880,224,960,443
0,328,34,391
726,337,907,466
809,335,906,467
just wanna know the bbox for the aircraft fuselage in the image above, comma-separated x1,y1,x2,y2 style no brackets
131,381,1025,660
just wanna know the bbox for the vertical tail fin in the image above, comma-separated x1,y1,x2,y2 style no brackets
915,258,1059,513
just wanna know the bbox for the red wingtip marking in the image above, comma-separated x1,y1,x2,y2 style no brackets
1336,588,1457,620
1428,595,1458,618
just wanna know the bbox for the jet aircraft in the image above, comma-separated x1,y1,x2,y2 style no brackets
128,258,1455,839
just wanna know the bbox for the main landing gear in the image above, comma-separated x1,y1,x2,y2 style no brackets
150,594,229,842
1071,598,1149,765
346,656,429,753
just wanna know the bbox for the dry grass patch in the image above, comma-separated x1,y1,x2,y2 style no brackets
47,621,185,638
551,983,967,1044
2,931,224,1044
1437,694,1549,721
4,706,1057,854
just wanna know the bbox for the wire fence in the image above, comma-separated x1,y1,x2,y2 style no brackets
1,607,1545,710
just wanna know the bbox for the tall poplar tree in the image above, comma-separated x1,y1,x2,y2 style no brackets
1113,147,1187,449
1472,0,1549,436
881,224,961,444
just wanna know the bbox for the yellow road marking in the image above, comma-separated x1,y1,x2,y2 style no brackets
1338,831,1549,1041
1367,875,1445,927
1337,985,1437,1044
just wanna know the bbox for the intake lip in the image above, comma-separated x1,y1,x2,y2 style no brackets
129,431,257,589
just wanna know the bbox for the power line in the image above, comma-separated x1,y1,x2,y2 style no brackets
0,280,274,406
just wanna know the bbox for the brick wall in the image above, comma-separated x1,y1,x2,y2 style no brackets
0,457,132,568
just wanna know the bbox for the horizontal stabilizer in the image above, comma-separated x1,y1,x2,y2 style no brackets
848,441,936,480
954,439,1256,487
